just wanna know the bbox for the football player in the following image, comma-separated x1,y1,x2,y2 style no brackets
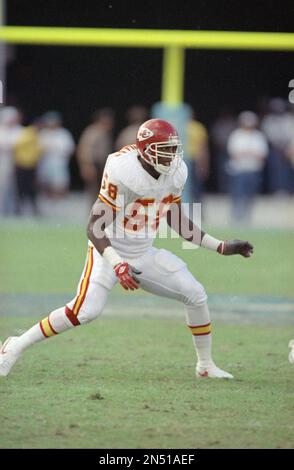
0,119,253,379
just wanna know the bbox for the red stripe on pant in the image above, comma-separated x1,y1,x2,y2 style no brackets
72,247,94,317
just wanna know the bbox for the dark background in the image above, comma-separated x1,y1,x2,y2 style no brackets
5,0,294,189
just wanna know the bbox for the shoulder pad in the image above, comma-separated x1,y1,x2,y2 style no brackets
106,147,138,188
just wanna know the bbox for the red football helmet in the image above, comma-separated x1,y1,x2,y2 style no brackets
136,118,183,175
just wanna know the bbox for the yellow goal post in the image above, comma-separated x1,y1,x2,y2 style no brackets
0,26,294,104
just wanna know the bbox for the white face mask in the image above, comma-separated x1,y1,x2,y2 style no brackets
141,139,184,176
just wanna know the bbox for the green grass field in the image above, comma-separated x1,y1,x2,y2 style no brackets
0,221,294,449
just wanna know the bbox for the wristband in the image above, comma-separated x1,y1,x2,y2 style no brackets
217,241,225,254
103,246,123,267
201,233,223,252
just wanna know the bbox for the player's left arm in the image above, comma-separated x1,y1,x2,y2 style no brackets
166,201,253,258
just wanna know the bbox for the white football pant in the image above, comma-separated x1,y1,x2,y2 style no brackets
65,246,208,326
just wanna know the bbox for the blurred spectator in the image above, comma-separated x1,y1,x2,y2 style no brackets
210,109,236,192
77,108,115,204
115,105,148,150
38,111,75,198
285,135,294,194
227,111,268,223
0,106,23,216
13,119,43,216
184,111,210,204
261,98,294,193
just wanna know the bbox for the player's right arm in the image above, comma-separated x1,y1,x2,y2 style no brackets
86,160,141,291
86,198,116,255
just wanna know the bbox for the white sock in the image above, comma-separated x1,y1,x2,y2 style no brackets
14,323,44,354
192,334,212,368
14,307,74,354
185,301,213,367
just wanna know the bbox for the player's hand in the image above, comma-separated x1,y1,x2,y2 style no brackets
114,262,142,290
218,240,254,258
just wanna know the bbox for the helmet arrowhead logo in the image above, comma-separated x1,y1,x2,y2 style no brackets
137,126,154,141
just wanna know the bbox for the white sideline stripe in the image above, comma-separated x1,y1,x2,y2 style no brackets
104,301,294,318
212,303,294,313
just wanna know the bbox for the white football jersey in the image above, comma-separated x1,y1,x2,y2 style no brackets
95,144,187,259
